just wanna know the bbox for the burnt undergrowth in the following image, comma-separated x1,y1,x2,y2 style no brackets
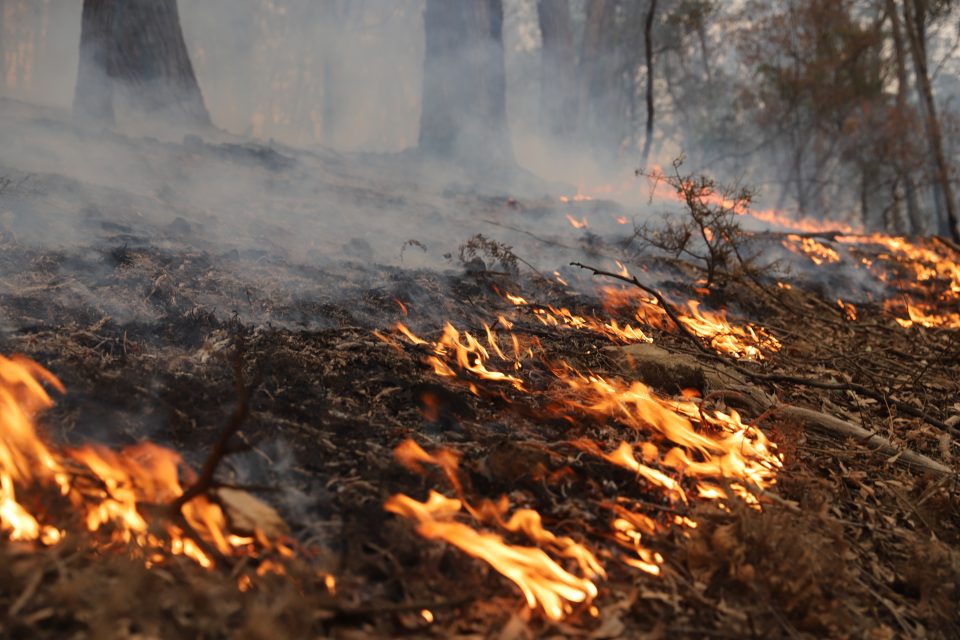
0,215,956,638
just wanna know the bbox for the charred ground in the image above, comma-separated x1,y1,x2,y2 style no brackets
0,105,958,639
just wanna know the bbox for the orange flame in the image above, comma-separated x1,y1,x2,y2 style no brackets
0,354,287,570
383,314,783,617
623,295,780,360
385,491,599,621
782,235,841,265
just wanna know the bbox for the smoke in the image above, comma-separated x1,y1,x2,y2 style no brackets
0,0,898,322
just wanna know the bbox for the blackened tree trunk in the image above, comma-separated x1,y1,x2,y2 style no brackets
419,0,512,164
640,0,658,168
537,0,577,139
74,0,210,128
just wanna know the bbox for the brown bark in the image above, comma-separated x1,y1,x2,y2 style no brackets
74,0,210,128
419,0,511,165
901,0,959,241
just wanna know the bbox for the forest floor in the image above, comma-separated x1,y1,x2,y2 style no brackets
0,100,957,639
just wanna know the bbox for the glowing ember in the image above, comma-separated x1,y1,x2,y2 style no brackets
565,214,589,229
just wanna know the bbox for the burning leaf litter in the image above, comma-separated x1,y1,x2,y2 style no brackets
0,354,292,573
379,293,783,619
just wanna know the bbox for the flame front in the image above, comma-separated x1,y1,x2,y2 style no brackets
383,314,783,619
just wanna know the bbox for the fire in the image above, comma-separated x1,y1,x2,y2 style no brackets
565,214,589,229
747,208,862,234
838,299,857,321
388,439,602,620
385,491,599,621
783,235,841,265
887,300,960,329
0,354,287,571
622,294,780,360
776,230,960,328
838,234,960,328
556,370,781,502
411,322,527,392
505,294,653,345
383,314,782,618
559,192,594,204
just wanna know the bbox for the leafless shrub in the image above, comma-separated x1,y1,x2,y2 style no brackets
458,234,519,275
634,157,764,290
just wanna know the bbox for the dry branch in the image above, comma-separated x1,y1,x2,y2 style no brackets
574,261,960,440
770,405,952,476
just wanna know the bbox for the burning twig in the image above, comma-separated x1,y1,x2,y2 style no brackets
571,261,716,356
164,335,262,570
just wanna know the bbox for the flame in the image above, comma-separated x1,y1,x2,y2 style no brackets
887,300,960,329
506,292,652,345
559,191,594,204
412,322,527,391
747,208,862,234
782,235,841,265
618,294,780,360
565,214,589,229
383,314,782,617
838,234,960,328
838,299,857,321
555,370,781,502
385,491,599,621
0,354,287,571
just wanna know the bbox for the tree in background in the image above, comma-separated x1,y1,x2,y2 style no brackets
74,0,210,128
537,0,577,139
900,0,959,240
419,0,512,165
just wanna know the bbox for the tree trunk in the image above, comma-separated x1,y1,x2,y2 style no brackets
640,0,658,168
886,0,923,234
74,0,210,128
901,0,959,241
74,0,116,124
537,0,577,139
578,0,620,158
419,0,512,165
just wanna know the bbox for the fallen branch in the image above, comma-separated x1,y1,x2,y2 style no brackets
765,405,952,476
170,334,258,516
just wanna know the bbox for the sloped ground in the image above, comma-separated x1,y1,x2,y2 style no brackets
0,103,957,638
